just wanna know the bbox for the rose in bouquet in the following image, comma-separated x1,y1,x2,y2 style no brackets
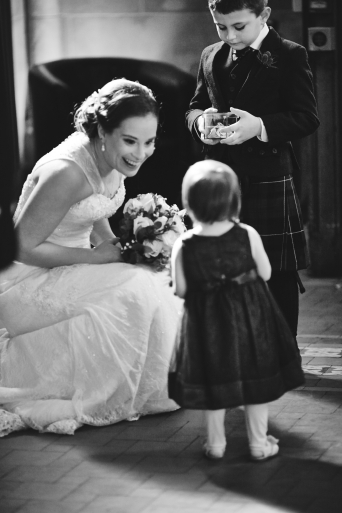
119,193,187,270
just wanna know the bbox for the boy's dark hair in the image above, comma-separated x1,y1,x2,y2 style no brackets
182,161,241,224
208,0,268,16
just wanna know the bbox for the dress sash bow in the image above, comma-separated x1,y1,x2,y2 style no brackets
195,268,258,293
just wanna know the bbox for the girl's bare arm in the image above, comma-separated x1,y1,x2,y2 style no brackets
171,237,187,298
242,223,272,281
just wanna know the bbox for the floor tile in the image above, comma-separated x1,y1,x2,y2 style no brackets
16,500,84,513
0,498,27,513
2,465,70,483
82,495,153,513
0,450,63,468
4,482,76,500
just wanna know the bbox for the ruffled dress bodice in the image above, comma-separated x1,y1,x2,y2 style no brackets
14,132,126,248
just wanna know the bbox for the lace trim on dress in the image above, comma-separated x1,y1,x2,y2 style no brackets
0,409,27,437
0,410,82,437
68,180,126,221
33,133,102,195
13,133,127,225
0,404,174,437
78,402,178,427
40,419,83,435
13,175,35,224
17,265,84,316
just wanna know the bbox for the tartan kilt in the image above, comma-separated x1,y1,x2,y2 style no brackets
240,175,309,271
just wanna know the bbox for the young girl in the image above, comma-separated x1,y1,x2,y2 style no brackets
168,160,304,461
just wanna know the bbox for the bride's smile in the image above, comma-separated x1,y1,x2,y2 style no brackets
98,113,157,178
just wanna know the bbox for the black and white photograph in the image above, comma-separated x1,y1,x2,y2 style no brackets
0,1,341,512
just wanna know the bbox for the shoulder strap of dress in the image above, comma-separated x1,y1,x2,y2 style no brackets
32,132,102,194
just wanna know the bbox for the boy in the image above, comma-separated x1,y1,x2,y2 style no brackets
186,0,320,340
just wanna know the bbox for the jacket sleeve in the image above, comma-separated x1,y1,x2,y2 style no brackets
261,45,320,145
185,51,212,142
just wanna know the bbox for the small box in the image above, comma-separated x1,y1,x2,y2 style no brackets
308,27,335,51
203,112,239,139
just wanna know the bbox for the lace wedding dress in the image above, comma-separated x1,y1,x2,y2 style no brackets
0,132,181,436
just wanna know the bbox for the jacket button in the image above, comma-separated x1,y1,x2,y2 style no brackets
272,148,278,153
229,86,235,92
231,73,236,79
228,99,233,105
259,150,265,155
247,147,253,152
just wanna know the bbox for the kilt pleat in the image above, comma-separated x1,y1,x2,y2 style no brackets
240,175,308,271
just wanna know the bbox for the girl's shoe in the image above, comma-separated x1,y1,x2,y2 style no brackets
203,441,226,460
250,435,279,462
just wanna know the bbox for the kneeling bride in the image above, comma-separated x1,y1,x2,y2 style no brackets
0,79,182,436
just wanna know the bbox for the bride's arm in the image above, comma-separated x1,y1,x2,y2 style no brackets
90,218,118,247
15,161,122,268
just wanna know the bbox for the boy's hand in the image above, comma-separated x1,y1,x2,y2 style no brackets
218,107,261,145
197,108,221,146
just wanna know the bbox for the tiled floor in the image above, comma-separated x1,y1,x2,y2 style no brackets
0,270,341,513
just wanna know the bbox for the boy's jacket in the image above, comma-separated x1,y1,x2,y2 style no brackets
186,27,320,177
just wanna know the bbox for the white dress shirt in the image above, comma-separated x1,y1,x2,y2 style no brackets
232,23,270,142
195,25,271,142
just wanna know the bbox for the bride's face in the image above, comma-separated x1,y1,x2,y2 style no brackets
102,114,157,177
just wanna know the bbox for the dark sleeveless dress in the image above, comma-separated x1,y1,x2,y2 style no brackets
168,224,304,410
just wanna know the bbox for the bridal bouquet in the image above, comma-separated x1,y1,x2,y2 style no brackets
119,193,187,270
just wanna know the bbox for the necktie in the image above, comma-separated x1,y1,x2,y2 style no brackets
232,47,252,61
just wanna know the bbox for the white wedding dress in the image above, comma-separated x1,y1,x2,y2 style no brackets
0,132,181,436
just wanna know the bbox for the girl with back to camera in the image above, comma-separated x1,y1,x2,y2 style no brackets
169,160,304,461
0,78,181,436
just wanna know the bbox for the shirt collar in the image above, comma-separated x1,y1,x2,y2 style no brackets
250,23,269,50
228,24,269,64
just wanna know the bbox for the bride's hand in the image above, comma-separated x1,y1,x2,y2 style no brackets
111,237,122,249
93,239,123,263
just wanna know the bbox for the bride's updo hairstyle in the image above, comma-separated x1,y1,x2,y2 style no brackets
74,78,160,139
182,160,241,224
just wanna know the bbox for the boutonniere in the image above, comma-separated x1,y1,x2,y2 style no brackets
257,51,277,69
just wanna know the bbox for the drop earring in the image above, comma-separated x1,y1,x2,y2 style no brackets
101,141,105,152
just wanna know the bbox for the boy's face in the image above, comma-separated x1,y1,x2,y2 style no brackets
211,7,271,50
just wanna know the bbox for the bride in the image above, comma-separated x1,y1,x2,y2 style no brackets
0,78,182,436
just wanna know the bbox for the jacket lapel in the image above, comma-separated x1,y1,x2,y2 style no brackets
204,42,228,111
234,27,282,108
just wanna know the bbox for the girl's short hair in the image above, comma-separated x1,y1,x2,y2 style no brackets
182,160,241,224
74,78,159,139
208,0,268,16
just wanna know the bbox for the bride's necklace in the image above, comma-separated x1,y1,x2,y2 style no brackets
90,141,120,199
100,168,120,200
